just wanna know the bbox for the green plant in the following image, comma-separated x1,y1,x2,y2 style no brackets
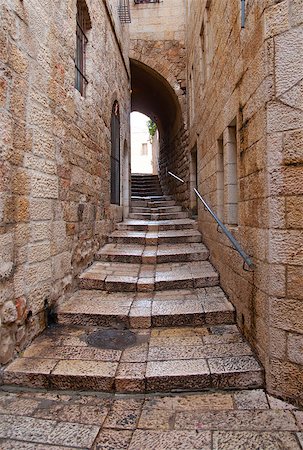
147,119,157,140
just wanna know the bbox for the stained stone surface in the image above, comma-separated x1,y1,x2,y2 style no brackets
0,389,301,449
4,324,263,393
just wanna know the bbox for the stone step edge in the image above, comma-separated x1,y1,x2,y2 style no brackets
3,358,264,393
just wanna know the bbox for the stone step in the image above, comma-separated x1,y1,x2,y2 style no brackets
96,242,209,264
57,287,235,328
108,229,202,245
131,195,172,201
117,218,197,232
131,206,182,214
128,212,188,220
3,324,263,393
78,260,219,292
131,200,177,208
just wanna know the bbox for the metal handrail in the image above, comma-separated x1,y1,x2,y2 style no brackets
168,171,255,269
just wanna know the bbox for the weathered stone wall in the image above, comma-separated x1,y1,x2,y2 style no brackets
0,0,130,364
186,0,303,404
129,0,190,208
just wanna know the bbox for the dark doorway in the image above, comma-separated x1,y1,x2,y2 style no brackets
110,101,120,205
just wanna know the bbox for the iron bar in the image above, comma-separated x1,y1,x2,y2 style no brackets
194,188,254,268
167,171,254,269
167,171,185,184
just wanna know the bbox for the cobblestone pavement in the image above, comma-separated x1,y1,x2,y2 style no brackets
0,388,302,449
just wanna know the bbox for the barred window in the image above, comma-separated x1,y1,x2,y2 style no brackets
75,0,91,96
110,102,121,205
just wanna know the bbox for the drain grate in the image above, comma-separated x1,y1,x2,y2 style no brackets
86,329,137,350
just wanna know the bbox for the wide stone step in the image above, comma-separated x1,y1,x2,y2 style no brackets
3,324,263,393
117,218,197,232
108,229,202,245
96,242,209,264
129,212,189,220
131,199,176,206
131,195,172,201
131,206,182,214
78,260,219,292
57,287,235,328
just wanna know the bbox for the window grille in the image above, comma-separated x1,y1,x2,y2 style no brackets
134,0,160,4
75,0,90,95
118,0,131,23
110,102,121,205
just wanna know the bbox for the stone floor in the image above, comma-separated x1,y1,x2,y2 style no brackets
0,388,302,449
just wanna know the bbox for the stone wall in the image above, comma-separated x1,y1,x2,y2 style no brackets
0,0,130,364
186,0,303,404
129,0,190,208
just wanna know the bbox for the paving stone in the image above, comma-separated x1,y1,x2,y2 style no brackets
267,394,297,410
129,430,212,450
142,392,234,411
212,431,301,450
93,429,133,450
174,410,299,431
0,415,99,448
234,389,269,410
0,440,69,449
104,398,143,429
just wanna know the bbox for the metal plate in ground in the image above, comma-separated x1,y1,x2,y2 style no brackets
86,329,137,350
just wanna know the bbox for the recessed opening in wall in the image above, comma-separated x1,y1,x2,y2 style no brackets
224,118,238,225
217,135,224,220
131,111,159,175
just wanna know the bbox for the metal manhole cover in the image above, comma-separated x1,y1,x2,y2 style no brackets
86,329,137,350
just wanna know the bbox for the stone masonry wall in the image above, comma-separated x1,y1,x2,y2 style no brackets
186,0,303,404
0,0,130,365
129,0,190,208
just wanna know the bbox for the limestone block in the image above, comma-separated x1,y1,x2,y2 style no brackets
264,1,289,39
269,359,303,403
31,222,51,241
27,280,51,315
288,333,303,365
269,166,303,196
8,42,29,75
275,26,303,97
0,326,16,364
28,241,51,263
1,300,18,324
267,101,303,133
287,265,303,300
283,129,303,165
30,198,52,221
268,229,303,265
27,259,52,287
31,173,58,199
269,326,287,359
290,0,303,26
270,297,303,333
24,153,57,175
0,261,14,281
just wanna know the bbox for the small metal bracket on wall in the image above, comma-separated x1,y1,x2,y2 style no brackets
241,0,246,29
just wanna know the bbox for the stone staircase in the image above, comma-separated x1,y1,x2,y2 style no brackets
3,175,264,394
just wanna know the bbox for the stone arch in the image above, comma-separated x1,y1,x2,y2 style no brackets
130,58,190,208
130,40,187,121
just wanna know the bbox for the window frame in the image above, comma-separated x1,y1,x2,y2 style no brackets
75,1,90,96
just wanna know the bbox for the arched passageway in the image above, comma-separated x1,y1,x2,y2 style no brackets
130,59,190,208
